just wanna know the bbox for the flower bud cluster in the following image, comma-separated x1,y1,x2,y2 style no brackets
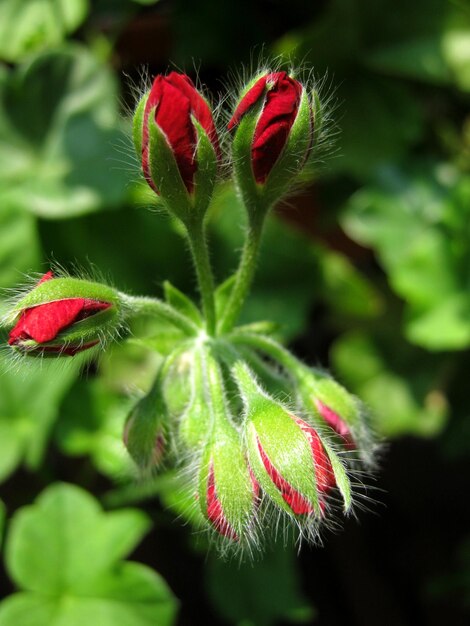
120,331,377,556
132,67,323,226
2,65,378,557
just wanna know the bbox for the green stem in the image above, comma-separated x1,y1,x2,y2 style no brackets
229,331,305,377
186,221,216,335
218,215,265,334
122,295,198,336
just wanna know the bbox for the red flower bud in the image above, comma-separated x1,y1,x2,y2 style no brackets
141,72,220,194
314,399,356,451
198,433,260,542
7,272,117,356
255,415,335,515
228,71,304,183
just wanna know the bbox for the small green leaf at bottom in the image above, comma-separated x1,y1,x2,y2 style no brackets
0,483,178,626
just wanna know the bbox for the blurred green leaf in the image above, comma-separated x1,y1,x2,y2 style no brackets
332,330,449,437
0,203,40,292
442,8,470,92
0,483,178,626
0,45,131,218
0,0,89,62
54,377,134,480
206,545,315,626
342,164,470,350
319,248,383,319
0,499,5,551
55,337,168,479
0,355,81,483
367,37,451,85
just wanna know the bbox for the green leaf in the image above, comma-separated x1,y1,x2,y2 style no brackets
54,377,135,480
342,163,470,350
319,249,383,319
0,354,81,483
0,45,131,218
0,483,178,626
163,281,202,326
206,545,315,626
0,203,40,292
367,37,451,85
0,0,89,62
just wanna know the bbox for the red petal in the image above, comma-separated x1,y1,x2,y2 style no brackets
142,72,220,193
257,437,313,515
252,72,302,183
314,399,356,451
294,417,336,491
142,76,165,192
37,271,54,285
9,299,110,345
206,463,238,540
228,75,268,130
166,72,221,159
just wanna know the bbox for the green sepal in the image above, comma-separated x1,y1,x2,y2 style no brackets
9,277,120,320
178,349,211,449
163,281,203,326
132,92,148,159
147,117,191,221
192,119,218,219
245,420,294,515
198,422,256,538
300,368,361,430
162,348,195,417
231,97,268,219
124,369,168,473
245,401,321,515
50,306,119,344
320,439,353,512
233,363,321,515
312,88,323,141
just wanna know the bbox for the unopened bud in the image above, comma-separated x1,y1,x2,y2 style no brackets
198,426,259,541
6,272,121,357
228,71,313,211
124,374,167,473
133,72,220,221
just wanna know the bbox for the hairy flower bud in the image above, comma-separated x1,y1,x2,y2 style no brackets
297,369,375,462
233,363,338,517
228,71,313,210
198,427,258,541
248,403,335,516
133,72,220,220
6,272,121,357
124,374,167,473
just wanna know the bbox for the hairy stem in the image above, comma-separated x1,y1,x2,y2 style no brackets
186,221,217,335
218,215,264,334
228,331,304,375
122,295,199,336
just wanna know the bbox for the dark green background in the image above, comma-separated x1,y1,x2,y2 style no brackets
0,1,469,625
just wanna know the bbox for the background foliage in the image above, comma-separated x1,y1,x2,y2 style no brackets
0,1,469,624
